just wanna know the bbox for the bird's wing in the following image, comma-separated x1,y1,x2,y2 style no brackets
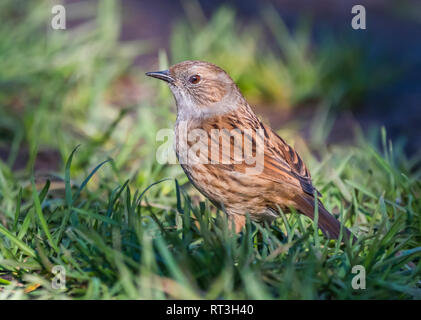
260,122,320,197
196,111,352,239
200,115,315,196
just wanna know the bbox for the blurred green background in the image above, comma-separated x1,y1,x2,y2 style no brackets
0,0,420,299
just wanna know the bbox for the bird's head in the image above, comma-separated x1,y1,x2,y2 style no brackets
146,60,244,120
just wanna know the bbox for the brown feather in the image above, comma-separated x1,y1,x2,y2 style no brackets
152,60,355,241
180,104,352,240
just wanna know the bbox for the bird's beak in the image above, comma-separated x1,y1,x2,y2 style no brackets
145,70,174,83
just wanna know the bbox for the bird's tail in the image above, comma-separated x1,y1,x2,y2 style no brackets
293,194,355,242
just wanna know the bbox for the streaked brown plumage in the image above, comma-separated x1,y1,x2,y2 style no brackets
147,60,353,240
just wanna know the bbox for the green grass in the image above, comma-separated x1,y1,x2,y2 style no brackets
170,1,399,109
0,133,420,299
0,0,420,299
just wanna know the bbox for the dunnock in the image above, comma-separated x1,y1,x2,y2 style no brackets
147,60,352,240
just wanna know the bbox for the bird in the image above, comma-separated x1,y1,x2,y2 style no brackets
146,60,353,241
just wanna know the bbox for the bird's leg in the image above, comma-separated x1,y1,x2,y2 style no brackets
228,214,246,233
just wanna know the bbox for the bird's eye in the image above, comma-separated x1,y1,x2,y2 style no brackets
189,74,201,84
